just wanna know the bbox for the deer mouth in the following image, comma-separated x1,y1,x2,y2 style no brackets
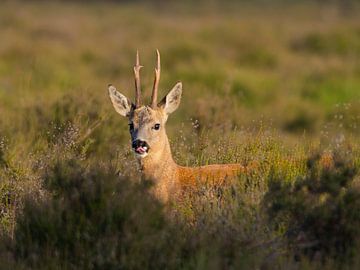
132,140,150,156
134,146,149,155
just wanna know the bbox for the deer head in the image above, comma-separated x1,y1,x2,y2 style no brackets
108,50,182,158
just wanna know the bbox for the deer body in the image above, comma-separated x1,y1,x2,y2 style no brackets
108,51,246,202
136,128,245,201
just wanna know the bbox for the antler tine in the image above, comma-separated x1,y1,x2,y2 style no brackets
150,49,161,108
134,50,143,108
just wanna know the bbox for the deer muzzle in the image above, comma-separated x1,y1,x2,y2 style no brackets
132,139,150,155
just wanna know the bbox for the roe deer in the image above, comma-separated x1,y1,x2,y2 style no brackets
108,50,248,202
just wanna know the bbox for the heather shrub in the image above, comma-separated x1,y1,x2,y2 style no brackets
0,157,273,269
2,158,171,269
265,152,360,266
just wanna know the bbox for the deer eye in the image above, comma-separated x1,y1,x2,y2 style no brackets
128,123,134,131
153,123,160,130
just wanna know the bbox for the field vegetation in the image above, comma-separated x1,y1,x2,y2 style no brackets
1,1,360,268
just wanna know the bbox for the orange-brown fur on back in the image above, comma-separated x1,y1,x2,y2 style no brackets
178,164,246,188
137,138,248,201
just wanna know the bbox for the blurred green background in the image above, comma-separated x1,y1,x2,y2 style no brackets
1,0,360,143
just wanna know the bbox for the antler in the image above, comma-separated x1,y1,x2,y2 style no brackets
150,49,161,108
134,50,143,108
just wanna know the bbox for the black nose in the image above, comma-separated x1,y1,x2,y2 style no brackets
132,139,149,149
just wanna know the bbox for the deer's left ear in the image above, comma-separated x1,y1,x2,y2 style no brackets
158,82,182,114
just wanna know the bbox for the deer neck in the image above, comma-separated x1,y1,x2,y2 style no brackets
137,135,179,186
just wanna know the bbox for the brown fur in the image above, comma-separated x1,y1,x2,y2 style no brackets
136,130,246,202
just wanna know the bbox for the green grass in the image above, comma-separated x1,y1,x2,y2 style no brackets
1,1,360,269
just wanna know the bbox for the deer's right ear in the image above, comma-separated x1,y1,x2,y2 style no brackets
108,85,134,117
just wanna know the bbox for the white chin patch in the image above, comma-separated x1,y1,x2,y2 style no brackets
135,152,148,158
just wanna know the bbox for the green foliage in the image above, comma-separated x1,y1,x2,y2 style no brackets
301,73,360,109
0,157,272,269
283,107,318,134
292,31,360,56
265,152,360,265
231,80,257,107
237,48,277,69
6,159,169,269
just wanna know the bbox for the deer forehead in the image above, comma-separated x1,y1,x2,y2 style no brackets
131,106,164,125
